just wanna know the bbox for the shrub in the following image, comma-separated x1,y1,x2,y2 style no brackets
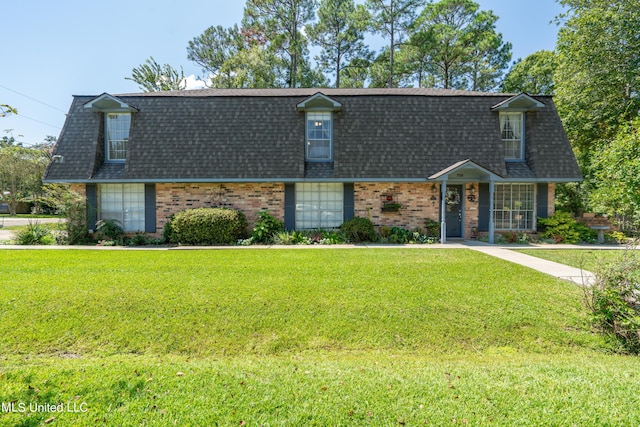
424,218,441,238
538,211,596,244
340,217,376,243
251,211,284,243
586,249,640,354
15,222,55,245
95,219,124,242
169,207,247,245
273,231,312,245
128,232,152,246
163,216,174,244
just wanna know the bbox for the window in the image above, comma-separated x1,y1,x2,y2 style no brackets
306,112,332,161
494,183,535,230
500,112,523,160
106,113,131,161
99,184,145,232
295,183,343,229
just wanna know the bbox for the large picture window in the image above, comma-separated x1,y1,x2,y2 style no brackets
500,112,523,160
295,183,343,229
99,184,145,232
106,113,131,161
306,112,332,161
494,183,535,230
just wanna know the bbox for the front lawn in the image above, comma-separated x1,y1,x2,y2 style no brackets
0,249,637,426
515,249,627,272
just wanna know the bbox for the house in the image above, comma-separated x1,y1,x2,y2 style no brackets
43,88,581,243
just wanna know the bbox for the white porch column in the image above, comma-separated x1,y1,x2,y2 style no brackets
488,180,495,244
440,180,447,244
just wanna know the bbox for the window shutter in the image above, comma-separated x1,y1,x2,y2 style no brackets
478,183,490,232
86,184,98,231
343,183,354,222
537,183,548,220
145,184,156,233
284,183,295,230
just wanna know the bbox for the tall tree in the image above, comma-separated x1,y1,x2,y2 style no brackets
555,0,640,152
590,118,640,228
126,57,186,92
307,0,372,88
243,0,319,88
406,0,511,90
187,25,245,84
0,142,49,215
502,50,557,95
366,0,424,87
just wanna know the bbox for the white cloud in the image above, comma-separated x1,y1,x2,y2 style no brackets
183,74,208,90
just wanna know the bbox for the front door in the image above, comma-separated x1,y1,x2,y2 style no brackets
445,185,463,238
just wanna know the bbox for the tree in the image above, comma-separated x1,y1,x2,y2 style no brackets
406,0,511,90
502,50,557,95
590,119,640,230
307,0,372,88
126,57,187,92
554,0,640,153
0,104,17,117
0,143,49,216
187,24,245,84
366,0,424,88
242,0,319,88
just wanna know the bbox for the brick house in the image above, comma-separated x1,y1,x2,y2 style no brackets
43,88,581,243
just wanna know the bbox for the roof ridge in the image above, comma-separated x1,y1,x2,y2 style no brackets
111,87,514,98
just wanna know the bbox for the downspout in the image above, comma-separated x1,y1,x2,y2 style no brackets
488,180,495,244
440,180,447,244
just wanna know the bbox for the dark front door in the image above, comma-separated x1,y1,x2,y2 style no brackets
445,185,463,238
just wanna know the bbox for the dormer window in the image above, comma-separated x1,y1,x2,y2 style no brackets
83,93,138,164
296,92,342,163
306,112,332,161
106,113,131,161
500,112,523,160
491,93,545,162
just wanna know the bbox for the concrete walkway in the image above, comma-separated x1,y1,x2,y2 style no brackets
463,241,595,286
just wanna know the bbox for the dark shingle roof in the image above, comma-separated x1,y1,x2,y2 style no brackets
44,88,581,183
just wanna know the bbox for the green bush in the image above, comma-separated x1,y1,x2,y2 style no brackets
169,207,247,245
15,222,55,245
251,211,284,243
162,216,174,244
586,250,640,354
424,218,441,238
95,219,124,242
538,211,596,244
340,217,376,243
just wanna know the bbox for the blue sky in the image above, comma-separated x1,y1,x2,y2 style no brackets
1,0,565,146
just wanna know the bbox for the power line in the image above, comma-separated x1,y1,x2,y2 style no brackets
0,84,67,114
10,113,61,129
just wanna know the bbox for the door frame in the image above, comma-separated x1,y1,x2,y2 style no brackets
442,184,464,238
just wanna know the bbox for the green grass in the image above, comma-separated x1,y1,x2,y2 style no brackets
0,249,638,426
516,249,627,272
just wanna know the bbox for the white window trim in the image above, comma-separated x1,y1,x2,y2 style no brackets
493,183,536,231
500,112,525,162
105,113,131,163
305,112,333,162
98,183,145,232
295,183,343,230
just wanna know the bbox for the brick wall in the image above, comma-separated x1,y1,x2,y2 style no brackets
69,184,86,199
547,183,555,217
155,183,285,236
354,182,441,230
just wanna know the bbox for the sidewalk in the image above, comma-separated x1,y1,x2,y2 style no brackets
463,241,594,286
